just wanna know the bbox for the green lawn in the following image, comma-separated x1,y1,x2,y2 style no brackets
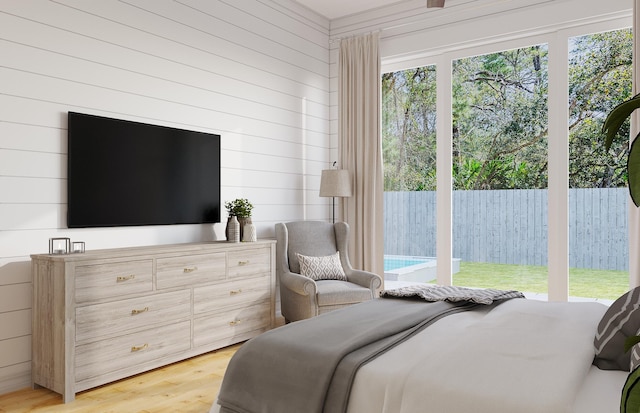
452,262,628,301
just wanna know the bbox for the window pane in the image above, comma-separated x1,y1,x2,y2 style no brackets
382,66,437,286
568,29,631,301
451,45,549,294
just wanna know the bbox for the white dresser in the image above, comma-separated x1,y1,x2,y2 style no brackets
31,240,276,402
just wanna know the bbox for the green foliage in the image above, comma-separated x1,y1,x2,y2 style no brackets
453,157,532,190
621,363,640,413
570,29,632,189
624,335,640,353
603,93,640,206
452,45,549,190
382,28,632,192
382,67,437,191
224,198,253,217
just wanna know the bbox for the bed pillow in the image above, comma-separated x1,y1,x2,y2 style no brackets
593,286,640,371
296,252,346,281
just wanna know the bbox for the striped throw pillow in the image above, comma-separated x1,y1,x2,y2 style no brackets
296,252,347,281
594,287,640,371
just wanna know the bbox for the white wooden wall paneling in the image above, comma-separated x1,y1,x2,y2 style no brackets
0,337,31,373
0,204,65,231
0,8,329,137
0,310,31,342
0,361,31,395
0,0,331,395
0,122,65,153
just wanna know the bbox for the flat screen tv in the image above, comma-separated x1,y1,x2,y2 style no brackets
67,112,221,228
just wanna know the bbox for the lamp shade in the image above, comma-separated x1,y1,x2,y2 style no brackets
319,169,352,198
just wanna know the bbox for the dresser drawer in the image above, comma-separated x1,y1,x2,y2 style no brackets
193,275,271,315
75,290,191,343
193,302,270,348
75,320,191,384
75,260,153,304
227,247,271,279
156,252,226,289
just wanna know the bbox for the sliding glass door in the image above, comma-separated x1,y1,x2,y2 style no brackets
567,28,631,301
382,66,438,284
382,19,632,300
451,45,549,295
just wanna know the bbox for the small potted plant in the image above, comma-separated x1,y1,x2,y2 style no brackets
225,198,253,218
224,198,254,241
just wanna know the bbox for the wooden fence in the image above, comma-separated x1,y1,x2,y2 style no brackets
384,188,629,271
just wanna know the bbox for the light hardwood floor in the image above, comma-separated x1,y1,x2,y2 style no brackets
0,344,240,413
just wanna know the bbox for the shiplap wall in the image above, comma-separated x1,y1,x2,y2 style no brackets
0,0,332,395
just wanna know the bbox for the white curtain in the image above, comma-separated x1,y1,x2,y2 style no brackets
631,0,640,288
338,32,384,277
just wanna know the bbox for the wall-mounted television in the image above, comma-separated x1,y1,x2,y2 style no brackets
67,112,221,228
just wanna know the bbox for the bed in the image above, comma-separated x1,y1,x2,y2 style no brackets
210,285,638,413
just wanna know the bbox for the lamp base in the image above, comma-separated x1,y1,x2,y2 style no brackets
332,196,335,223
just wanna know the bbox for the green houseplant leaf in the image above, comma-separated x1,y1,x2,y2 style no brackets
603,93,640,151
602,92,640,207
224,198,254,217
625,335,640,354
629,135,640,207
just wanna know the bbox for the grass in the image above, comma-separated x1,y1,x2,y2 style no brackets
452,262,628,301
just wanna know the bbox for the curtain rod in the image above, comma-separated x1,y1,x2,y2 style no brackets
328,0,446,44
330,29,381,44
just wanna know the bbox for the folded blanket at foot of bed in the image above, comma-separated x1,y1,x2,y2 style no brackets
380,284,525,304
216,291,513,413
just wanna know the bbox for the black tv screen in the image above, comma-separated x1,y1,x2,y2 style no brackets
67,112,221,228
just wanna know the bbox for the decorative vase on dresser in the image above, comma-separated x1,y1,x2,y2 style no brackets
239,216,252,241
227,216,240,242
243,220,257,242
31,240,276,403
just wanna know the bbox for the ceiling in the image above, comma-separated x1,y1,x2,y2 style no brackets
292,0,408,20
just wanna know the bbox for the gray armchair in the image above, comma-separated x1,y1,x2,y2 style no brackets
275,221,382,323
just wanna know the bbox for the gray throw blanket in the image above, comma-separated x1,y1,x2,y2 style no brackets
217,297,491,413
380,284,525,304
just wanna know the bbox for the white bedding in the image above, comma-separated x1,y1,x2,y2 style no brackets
347,299,626,413
211,299,628,413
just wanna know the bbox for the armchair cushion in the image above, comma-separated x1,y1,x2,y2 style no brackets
316,280,374,307
297,252,347,281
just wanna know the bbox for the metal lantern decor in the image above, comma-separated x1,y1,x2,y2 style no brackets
72,241,86,253
49,237,71,254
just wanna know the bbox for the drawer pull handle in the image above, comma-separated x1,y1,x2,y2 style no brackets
238,260,250,266
183,266,198,273
116,274,135,282
230,289,242,295
131,343,148,352
131,307,149,315
229,319,242,326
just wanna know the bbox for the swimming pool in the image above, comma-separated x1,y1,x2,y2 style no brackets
383,255,460,283
384,257,432,271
